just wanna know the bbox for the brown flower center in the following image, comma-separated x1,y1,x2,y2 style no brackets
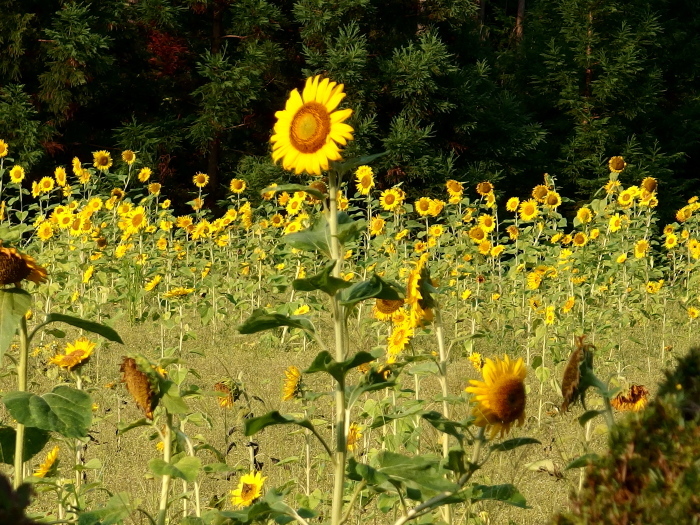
241,482,256,499
290,102,331,154
0,249,31,285
491,376,526,424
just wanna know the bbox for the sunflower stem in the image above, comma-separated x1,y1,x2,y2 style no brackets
13,314,29,489
328,170,347,525
157,413,173,525
434,302,452,525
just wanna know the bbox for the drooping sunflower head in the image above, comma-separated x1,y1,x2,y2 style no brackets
446,179,463,196
476,181,494,196
282,365,303,401
465,354,527,438
214,381,235,408
271,75,354,175
610,385,649,412
92,150,113,172
0,245,48,287
120,356,160,420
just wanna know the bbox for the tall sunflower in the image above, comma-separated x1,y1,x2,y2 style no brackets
355,165,374,195
465,355,527,438
92,150,113,171
271,75,353,175
282,365,303,401
380,188,403,212
231,471,266,508
0,245,48,286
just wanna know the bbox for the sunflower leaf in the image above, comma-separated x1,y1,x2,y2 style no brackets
244,411,314,436
148,454,201,482
305,350,380,383
421,411,468,443
237,309,315,335
472,483,528,508
0,425,50,464
38,313,123,344
76,492,133,525
489,437,541,452
0,288,31,364
283,216,330,257
260,184,325,201
331,152,387,176
339,274,404,307
3,385,93,438
293,260,352,296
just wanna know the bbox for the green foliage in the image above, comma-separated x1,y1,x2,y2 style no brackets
0,85,46,168
0,288,31,364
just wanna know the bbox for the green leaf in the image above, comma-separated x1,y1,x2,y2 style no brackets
293,260,352,296
335,212,366,245
565,453,600,470
0,426,50,464
472,484,528,508
149,454,201,482
0,288,31,363
578,410,603,426
489,437,541,452
260,183,325,201
346,457,389,485
40,313,123,344
77,492,133,525
161,381,189,414
331,152,387,176
3,385,93,438
283,215,331,256
339,274,404,307
421,411,467,443
244,411,314,436
305,350,380,383
376,451,457,493
237,309,315,335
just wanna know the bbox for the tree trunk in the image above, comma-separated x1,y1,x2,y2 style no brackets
515,0,525,40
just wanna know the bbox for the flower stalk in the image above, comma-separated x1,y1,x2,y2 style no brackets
13,315,29,489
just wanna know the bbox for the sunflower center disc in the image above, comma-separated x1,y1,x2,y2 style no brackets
492,377,526,423
290,102,331,154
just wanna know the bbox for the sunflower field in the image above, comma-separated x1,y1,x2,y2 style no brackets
1,69,700,525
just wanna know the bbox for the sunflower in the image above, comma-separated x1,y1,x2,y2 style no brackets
387,322,413,357
49,167,66,188
162,287,195,299
519,199,539,222
148,183,161,195
469,352,485,371
544,305,556,325
369,216,385,236
82,265,94,283
92,150,113,171
193,172,209,188
478,214,496,233
476,181,493,196
617,190,634,208
373,298,404,321
428,199,445,217
34,446,60,478
0,246,48,286
138,167,151,183
572,232,588,247
609,213,623,232
191,197,204,211
664,233,678,250
428,224,444,238
609,156,626,173
347,423,363,451
122,150,136,165
490,244,505,258
616,253,628,264
231,471,266,508
545,191,561,208
355,165,374,195
562,296,575,314
36,221,54,241
610,385,649,412
0,139,7,157
415,197,432,216
230,178,246,193
9,165,25,184
286,196,304,216
576,207,593,224
468,226,486,244
506,197,520,212
532,185,549,203
37,177,54,194
446,179,463,196
144,275,162,291
465,355,527,438
688,307,700,319
271,75,353,175
282,365,303,401
478,240,491,255
645,280,663,294
506,225,519,240
526,271,542,290
634,239,649,258
49,337,95,370
214,381,235,408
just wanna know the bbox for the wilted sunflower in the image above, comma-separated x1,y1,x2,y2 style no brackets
0,245,48,286
120,356,159,419
282,365,303,401
193,172,209,188
609,156,626,173
92,150,113,171
231,471,266,508
476,181,493,196
465,355,527,438
230,178,246,193
271,75,353,175
49,337,95,370
610,385,649,412
34,445,60,478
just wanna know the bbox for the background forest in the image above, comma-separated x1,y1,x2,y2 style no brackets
1,0,699,218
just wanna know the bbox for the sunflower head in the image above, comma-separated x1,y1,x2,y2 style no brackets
476,181,493,196
231,471,266,508
561,336,596,412
282,365,303,401
49,337,95,371
120,356,160,419
92,150,113,171
193,172,209,188
610,385,650,412
271,75,354,175
0,245,48,287
466,354,527,438
609,156,626,173
0,139,8,157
